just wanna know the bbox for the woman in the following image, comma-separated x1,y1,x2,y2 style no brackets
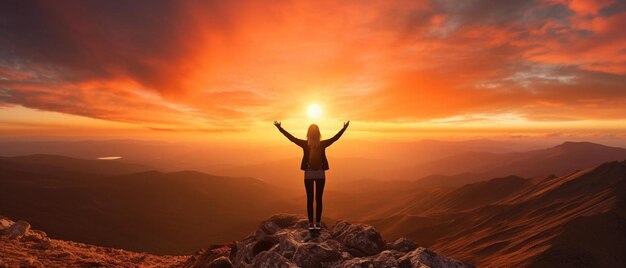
274,120,349,230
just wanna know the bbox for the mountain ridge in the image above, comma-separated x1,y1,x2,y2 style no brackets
409,141,626,185
370,160,626,267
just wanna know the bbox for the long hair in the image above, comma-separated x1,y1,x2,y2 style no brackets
307,124,321,149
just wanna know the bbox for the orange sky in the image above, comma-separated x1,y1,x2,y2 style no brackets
1,0,626,142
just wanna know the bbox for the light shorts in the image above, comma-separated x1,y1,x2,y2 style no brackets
304,169,325,180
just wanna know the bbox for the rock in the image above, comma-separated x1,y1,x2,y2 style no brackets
274,232,299,259
334,250,405,268
22,230,48,242
0,215,14,231
331,220,386,257
232,237,258,266
252,235,279,255
184,244,233,268
255,221,281,240
4,220,31,240
252,251,297,268
207,256,234,268
387,237,419,253
398,247,475,268
292,241,342,268
36,237,53,250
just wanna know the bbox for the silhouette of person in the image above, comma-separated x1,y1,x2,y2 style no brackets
274,120,349,230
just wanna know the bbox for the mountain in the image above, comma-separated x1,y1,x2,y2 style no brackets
0,214,474,268
410,141,626,186
370,160,626,267
0,155,299,255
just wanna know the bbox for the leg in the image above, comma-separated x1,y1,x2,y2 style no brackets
304,179,314,223
315,179,326,223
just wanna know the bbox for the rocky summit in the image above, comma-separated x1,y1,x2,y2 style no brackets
185,214,474,268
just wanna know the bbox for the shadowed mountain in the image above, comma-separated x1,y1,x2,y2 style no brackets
408,141,626,186
0,155,299,255
370,160,626,267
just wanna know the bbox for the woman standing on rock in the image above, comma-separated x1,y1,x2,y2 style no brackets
274,120,349,230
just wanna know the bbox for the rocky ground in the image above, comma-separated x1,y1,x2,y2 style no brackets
0,216,186,268
1,214,473,268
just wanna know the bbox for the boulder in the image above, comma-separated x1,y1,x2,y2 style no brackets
331,220,386,257
273,231,300,259
232,237,259,266
22,230,52,250
398,247,475,268
4,220,31,239
22,230,48,242
0,216,14,231
291,241,342,268
387,237,419,253
251,251,297,268
184,244,233,268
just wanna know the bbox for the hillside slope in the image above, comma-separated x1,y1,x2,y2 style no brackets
371,160,626,267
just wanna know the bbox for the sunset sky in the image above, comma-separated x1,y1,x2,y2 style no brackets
1,0,626,142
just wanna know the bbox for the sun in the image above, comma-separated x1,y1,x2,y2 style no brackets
307,104,323,119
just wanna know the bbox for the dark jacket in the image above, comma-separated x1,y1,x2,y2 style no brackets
278,126,347,170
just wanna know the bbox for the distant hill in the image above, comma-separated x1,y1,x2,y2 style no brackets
409,141,626,186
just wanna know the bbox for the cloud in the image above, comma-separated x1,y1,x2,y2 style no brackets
0,0,625,132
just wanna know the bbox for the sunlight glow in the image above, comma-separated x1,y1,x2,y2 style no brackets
307,104,322,119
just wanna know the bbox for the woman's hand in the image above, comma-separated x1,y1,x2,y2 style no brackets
274,121,282,128
343,120,350,129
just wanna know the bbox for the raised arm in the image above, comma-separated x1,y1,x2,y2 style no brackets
322,121,349,147
274,121,306,147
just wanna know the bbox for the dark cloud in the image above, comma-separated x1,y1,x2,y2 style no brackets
0,0,232,93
